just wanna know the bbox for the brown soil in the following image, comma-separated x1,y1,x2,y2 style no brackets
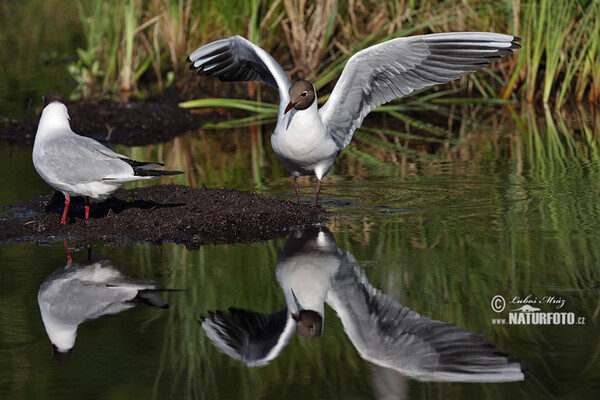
0,184,328,249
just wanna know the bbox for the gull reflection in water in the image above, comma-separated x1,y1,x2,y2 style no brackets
201,227,524,383
38,243,169,362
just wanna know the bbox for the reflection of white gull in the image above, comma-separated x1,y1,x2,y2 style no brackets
511,305,541,313
275,227,342,337
38,255,168,361
201,227,341,366
202,227,523,382
327,256,524,382
370,366,410,400
188,34,519,206
32,91,183,224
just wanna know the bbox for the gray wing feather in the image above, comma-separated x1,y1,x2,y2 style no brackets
188,36,292,112
326,253,523,382
38,259,158,324
34,135,134,184
319,32,521,149
201,307,295,367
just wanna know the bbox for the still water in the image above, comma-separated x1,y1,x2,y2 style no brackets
1,103,600,399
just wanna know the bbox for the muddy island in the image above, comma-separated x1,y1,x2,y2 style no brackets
0,94,225,146
0,184,328,249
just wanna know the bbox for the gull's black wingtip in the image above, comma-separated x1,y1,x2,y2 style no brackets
161,170,184,176
510,36,522,50
132,168,184,177
185,55,191,63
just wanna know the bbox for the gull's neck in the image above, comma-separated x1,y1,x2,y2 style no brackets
296,94,319,118
35,102,73,141
39,309,77,352
278,95,321,133
277,260,331,317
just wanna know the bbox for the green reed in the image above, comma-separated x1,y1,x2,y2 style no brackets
36,0,600,169
2,0,598,106
67,0,154,98
0,0,83,118
576,0,600,104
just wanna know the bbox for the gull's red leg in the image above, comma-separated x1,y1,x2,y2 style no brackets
63,240,72,265
313,179,321,208
294,178,301,204
85,197,90,219
60,194,70,225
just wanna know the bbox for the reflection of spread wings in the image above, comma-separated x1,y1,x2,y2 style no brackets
326,254,524,382
201,307,297,367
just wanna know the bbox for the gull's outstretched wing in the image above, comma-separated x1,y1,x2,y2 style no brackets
187,36,292,114
201,307,296,367
326,254,524,382
319,32,521,148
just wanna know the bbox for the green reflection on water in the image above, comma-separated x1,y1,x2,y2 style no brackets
2,106,600,398
1,2,600,397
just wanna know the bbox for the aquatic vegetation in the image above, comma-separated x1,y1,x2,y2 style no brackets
2,0,598,106
58,0,600,106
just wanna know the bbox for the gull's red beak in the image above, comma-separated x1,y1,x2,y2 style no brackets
284,101,295,114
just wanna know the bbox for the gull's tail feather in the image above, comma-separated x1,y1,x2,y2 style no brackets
133,168,184,177
134,288,184,309
119,157,184,177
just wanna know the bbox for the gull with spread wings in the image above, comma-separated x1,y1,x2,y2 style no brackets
188,33,520,206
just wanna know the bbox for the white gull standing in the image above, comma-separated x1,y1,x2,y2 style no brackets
187,32,521,207
32,91,183,224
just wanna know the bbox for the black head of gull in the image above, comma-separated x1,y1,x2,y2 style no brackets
52,344,73,363
42,90,64,108
291,309,323,338
285,80,316,114
188,33,521,207
32,90,183,224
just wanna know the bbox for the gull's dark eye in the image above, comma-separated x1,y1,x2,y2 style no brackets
301,91,308,97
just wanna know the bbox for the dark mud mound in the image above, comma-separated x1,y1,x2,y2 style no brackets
0,184,328,248
0,95,227,146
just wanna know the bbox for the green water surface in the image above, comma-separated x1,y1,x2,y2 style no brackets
1,1,599,398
